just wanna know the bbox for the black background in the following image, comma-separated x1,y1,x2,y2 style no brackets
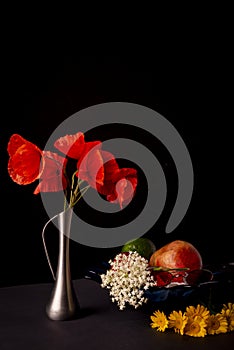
0,49,232,287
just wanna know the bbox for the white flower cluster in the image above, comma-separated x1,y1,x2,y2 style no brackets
100,251,155,310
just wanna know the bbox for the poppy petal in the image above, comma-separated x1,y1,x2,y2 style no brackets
33,175,67,194
77,148,104,188
54,132,85,159
34,151,68,194
106,168,138,207
7,134,30,157
96,151,119,195
8,143,43,185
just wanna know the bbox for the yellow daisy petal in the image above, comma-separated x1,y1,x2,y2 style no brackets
207,313,228,335
168,310,188,335
185,316,207,337
222,303,234,312
186,304,210,322
150,310,169,332
221,307,234,331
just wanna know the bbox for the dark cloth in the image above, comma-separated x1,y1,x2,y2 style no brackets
0,279,233,350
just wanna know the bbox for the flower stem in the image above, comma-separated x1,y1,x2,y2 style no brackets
66,169,91,208
71,185,90,207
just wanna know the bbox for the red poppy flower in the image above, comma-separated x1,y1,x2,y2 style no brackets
106,168,138,208
54,132,101,160
96,152,120,195
77,146,105,188
33,151,68,194
7,132,138,210
98,163,137,209
7,134,44,185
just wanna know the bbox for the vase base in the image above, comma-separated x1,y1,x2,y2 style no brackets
46,278,81,321
46,299,81,321
46,308,81,321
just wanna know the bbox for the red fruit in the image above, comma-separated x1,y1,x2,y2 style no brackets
149,240,203,271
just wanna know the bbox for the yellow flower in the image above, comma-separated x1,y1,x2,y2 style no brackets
207,313,228,335
168,310,188,335
221,303,234,331
222,302,234,312
184,316,207,337
186,304,210,322
150,310,169,332
149,302,234,337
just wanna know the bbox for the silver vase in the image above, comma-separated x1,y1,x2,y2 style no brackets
45,207,80,321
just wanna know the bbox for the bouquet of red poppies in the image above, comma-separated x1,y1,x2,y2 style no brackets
7,132,138,210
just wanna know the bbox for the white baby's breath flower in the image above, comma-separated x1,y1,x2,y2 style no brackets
100,251,155,310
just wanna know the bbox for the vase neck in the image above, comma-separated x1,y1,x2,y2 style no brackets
57,207,73,239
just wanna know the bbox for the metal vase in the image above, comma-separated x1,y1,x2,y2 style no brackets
46,207,80,321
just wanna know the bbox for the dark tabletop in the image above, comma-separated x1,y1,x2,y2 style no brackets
0,279,233,350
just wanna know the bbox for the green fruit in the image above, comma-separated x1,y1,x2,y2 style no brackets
121,237,156,260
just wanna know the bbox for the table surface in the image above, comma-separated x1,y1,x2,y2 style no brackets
0,279,233,350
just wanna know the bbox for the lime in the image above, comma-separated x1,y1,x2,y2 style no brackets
121,238,156,260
